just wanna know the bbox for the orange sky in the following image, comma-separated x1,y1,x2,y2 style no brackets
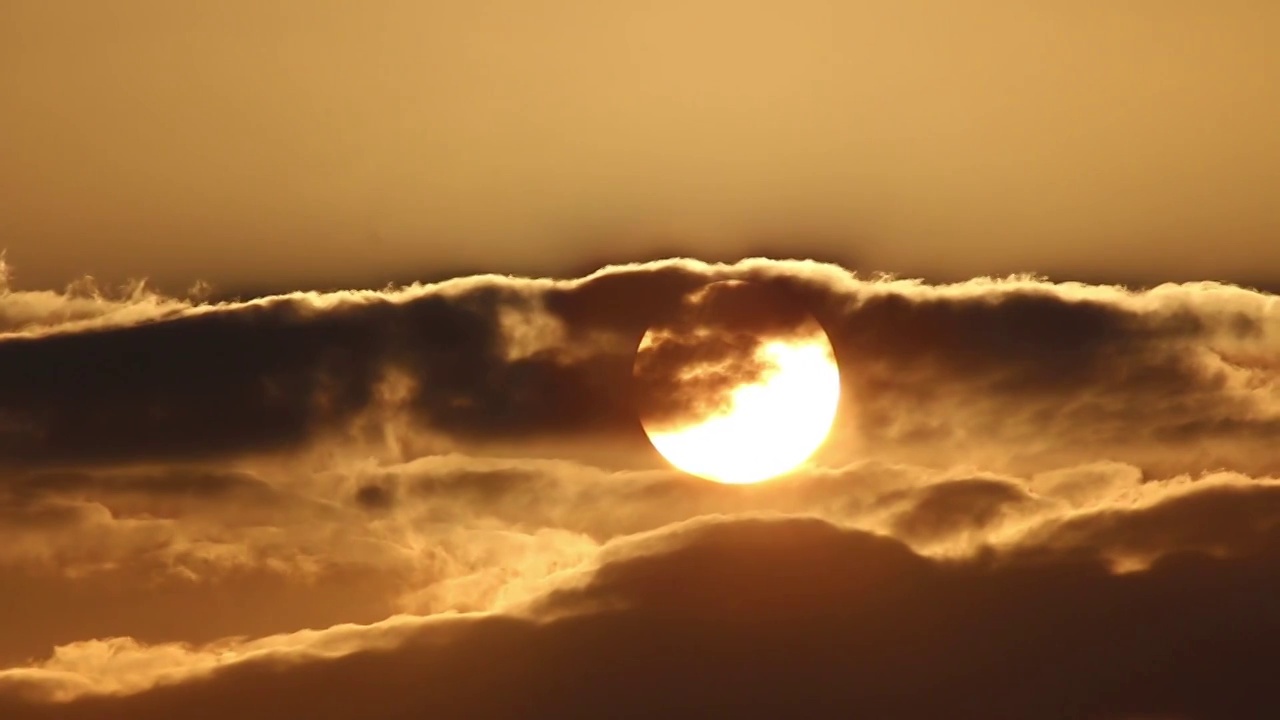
4,7,1280,714
2,0,1277,291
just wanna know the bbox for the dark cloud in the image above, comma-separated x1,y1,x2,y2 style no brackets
3,514,1277,719
0,298,391,465
0,259,1276,476
633,280,830,428
1025,482,1280,564
0,285,638,468
886,477,1036,544
353,483,395,511
822,284,1278,476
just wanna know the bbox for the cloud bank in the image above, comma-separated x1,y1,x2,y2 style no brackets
0,258,1277,718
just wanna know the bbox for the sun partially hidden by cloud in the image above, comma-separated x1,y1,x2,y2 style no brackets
0,257,1279,718
634,281,844,481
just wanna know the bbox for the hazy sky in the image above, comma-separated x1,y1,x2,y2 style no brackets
3,1,1277,291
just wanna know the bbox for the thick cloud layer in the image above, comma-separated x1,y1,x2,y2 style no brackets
3,502,1280,719
2,258,1277,474
1,258,1278,718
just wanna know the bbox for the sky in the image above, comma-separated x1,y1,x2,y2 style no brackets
2,0,1278,292
2,2,1280,719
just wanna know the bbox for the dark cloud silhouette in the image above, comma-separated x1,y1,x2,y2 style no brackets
0,259,1275,476
0,285,639,467
886,477,1036,544
353,483,395,511
633,280,830,428
2,514,1278,719
1025,482,1280,563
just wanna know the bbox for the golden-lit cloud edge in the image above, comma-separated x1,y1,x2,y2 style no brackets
2,254,1274,340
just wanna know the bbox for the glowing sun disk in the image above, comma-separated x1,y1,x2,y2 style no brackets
646,338,840,484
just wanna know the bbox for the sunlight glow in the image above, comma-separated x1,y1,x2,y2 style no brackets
645,336,840,485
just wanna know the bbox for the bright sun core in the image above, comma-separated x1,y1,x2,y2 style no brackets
644,336,841,485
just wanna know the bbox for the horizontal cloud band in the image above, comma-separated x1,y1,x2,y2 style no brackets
0,258,1276,476
2,258,1279,718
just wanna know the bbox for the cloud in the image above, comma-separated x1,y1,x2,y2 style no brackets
1,450,1277,675
0,254,223,339
3,506,1279,718
0,258,1276,475
1,257,1278,717
633,279,832,429
884,476,1040,545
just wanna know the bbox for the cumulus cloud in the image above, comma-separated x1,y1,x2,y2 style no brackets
1,257,1278,718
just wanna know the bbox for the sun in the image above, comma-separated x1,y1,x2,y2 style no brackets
640,332,841,485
